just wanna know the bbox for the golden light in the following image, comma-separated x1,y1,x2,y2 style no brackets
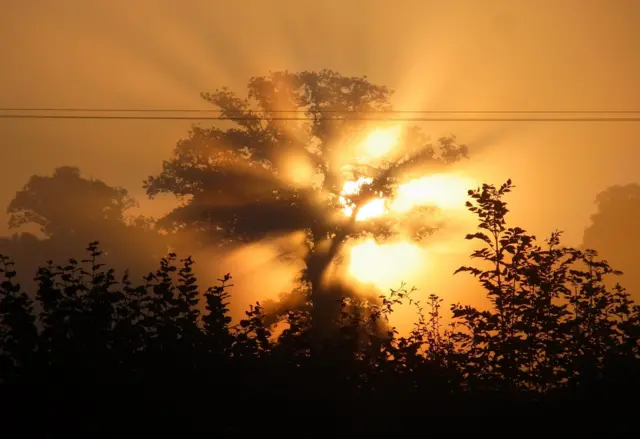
339,173,475,224
340,177,388,221
278,153,316,187
360,127,400,158
341,177,372,196
339,172,476,291
339,177,387,221
348,239,425,289
355,198,387,221
338,133,476,292
391,173,475,212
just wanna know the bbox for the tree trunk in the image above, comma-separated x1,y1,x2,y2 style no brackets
304,210,361,339
305,244,344,339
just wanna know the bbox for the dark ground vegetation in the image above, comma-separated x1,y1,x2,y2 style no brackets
0,181,638,436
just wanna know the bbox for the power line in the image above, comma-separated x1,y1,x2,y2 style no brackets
2,107,640,114
1,114,640,122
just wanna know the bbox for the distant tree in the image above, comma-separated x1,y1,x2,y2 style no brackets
2,167,169,286
145,69,468,336
8,166,136,239
583,183,640,297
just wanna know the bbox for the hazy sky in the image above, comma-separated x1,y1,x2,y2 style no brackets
1,0,639,247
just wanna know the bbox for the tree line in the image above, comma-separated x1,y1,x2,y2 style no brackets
0,180,638,435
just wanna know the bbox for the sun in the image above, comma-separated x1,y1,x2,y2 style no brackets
347,239,425,289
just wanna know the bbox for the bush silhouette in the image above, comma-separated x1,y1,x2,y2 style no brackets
0,181,638,435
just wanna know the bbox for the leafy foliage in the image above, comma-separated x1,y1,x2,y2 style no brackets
0,180,638,434
451,181,639,396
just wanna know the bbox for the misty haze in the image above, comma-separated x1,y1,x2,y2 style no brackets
1,1,639,435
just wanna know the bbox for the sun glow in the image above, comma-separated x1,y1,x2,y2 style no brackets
341,177,373,196
360,127,401,159
337,127,476,291
338,171,475,289
279,154,315,187
339,173,474,223
355,198,387,221
391,173,475,212
348,239,425,289
339,177,388,221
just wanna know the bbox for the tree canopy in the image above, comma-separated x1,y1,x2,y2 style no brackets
145,70,468,333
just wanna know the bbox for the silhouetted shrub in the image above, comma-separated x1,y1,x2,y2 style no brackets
0,181,638,435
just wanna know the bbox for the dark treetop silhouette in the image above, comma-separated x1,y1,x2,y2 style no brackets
145,70,468,335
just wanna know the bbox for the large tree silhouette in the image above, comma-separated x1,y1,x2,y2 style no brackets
146,70,468,335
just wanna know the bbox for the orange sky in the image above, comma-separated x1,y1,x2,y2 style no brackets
1,0,640,316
